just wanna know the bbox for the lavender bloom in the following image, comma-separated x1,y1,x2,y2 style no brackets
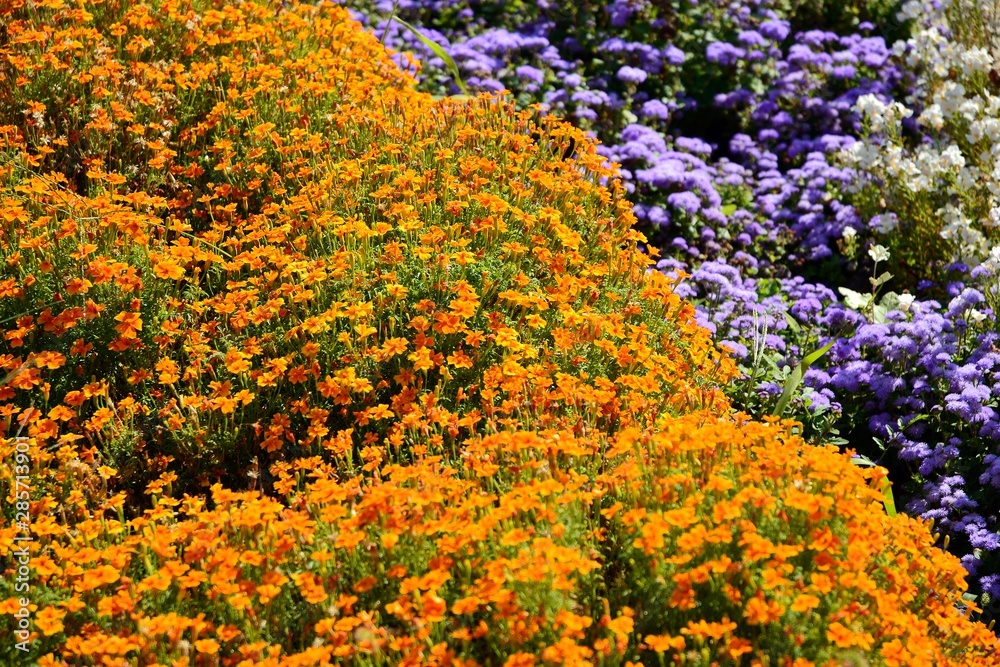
706,42,747,66
640,99,672,119
515,64,545,84
617,65,648,84
667,191,702,214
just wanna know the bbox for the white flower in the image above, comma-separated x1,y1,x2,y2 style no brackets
868,244,891,263
989,207,1000,228
956,166,977,191
941,144,966,170
961,47,994,74
936,81,968,117
920,103,944,130
855,94,885,117
842,227,857,241
871,213,899,234
898,293,916,313
898,0,922,21
969,309,988,325
959,98,983,122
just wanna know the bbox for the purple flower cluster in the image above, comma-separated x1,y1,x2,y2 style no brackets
346,0,692,128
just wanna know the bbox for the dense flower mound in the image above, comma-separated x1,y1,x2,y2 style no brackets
0,0,733,498
0,0,997,664
347,0,1000,602
6,415,1000,665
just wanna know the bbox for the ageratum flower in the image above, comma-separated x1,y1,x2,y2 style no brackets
616,65,648,84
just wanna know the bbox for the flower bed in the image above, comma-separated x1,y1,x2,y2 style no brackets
1,0,997,663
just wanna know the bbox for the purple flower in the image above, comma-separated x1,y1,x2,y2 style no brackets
676,136,713,155
662,45,686,65
759,20,790,42
667,191,702,214
616,65,648,84
706,42,746,66
737,30,767,47
640,99,671,119
515,65,544,84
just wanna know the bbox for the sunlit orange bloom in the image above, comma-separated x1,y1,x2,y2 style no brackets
256,584,282,605
35,606,66,636
744,596,783,626
790,594,821,613
644,634,685,653
34,351,66,369
225,348,251,374
113,311,142,339
825,621,873,650
193,639,219,654
451,596,482,615
155,258,186,281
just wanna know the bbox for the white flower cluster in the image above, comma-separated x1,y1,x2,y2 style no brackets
844,0,1000,266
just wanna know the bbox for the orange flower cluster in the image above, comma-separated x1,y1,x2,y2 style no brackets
5,417,999,666
0,0,996,664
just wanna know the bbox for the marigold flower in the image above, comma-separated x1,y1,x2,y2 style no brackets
35,606,66,636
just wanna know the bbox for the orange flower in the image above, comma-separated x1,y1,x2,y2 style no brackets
113,311,142,339
744,596,783,626
153,260,185,281
644,634,685,653
790,594,821,613
193,639,219,654
35,606,66,636
825,621,873,651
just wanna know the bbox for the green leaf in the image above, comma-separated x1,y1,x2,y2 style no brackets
870,271,894,288
379,0,399,45
879,291,900,307
872,303,888,324
772,339,834,418
721,204,737,216
783,312,801,334
389,16,469,95
880,477,897,517
850,456,897,517
873,292,902,324
838,287,871,311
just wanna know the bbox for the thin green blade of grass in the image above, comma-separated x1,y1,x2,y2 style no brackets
772,339,835,418
388,16,469,95
850,454,897,517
